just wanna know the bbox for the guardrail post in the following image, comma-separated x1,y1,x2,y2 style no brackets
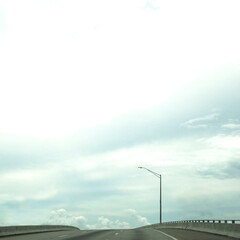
232,220,235,224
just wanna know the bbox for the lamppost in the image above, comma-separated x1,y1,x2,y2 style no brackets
138,166,162,224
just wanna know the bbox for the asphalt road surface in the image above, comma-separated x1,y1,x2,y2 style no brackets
0,228,236,240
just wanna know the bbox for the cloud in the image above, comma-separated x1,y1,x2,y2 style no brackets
206,134,240,149
46,208,150,229
46,209,87,228
197,159,240,179
222,123,240,129
181,112,219,129
125,209,150,225
89,216,130,229
1,0,240,140
46,209,131,229
222,119,240,130
144,0,160,10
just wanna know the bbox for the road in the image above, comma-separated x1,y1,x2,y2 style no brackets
0,228,235,240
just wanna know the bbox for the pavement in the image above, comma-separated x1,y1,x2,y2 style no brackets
0,228,237,240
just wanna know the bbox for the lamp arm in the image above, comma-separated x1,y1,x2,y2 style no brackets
142,167,161,178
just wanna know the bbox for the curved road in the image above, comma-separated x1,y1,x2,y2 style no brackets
0,228,235,240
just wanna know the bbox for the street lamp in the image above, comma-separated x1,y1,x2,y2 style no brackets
138,166,162,224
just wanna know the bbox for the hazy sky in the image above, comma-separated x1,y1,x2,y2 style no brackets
0,0,240,229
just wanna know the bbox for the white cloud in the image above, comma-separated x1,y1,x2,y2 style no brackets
46,209,130,229
222,119,240,130
0,0,189,139
1,0,240,139
144,0,160,10
94,216,130,229
47,209,87,228
85,209,148,229
181,112,219,128
125,209,150,225
222,123,240,129
206,134,240,149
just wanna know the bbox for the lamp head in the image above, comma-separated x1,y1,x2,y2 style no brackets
138,166,143,169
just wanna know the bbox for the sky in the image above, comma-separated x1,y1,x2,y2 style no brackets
0,0,240,229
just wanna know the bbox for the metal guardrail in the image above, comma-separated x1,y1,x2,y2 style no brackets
147,219,240,239
163,220,240,224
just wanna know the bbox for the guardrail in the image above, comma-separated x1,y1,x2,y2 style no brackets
148,220,240,239
164,219,240,224
0,225,79,237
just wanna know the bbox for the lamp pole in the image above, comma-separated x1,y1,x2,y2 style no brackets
138,167,162,224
